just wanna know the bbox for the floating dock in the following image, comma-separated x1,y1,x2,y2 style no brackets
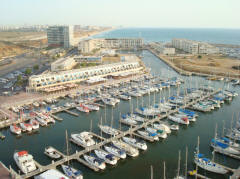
63,109,79,116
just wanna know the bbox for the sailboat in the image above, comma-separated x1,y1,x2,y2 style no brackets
61,130,83,179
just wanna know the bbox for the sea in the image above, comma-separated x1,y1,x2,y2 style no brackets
0,28,240,179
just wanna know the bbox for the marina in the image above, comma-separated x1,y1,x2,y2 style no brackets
0,50,240,179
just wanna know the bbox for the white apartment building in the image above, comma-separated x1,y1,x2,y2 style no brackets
78,38,144,53
51,57,77,72
149,42,175,55
28,61,142,91
172,38,219,54
47,26,74,48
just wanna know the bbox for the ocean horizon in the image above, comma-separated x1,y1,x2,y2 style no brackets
93,27,240,45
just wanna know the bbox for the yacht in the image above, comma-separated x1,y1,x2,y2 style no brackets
194,153,228,174
136,107,156,117
13,151,37,174
34,169,70,179
211,139,240,155
71,132,95,147
175,113,196,122
104,145,126,159
10,124,22,135
146,127,167,139
82,104,100,111
20,122,33,132
83,154,106,170
120,114,138,125
118,94,131,100
112,140,139,157
102,98,118,106
137,130,159,141
122,136,147,150
94,149,117,165
35,116,47,126
76,105,90,113
170,124,179,131
44,147,61,159
99,125,119,136
61,164,83,179
168,115,189,125
29,119,39,130
153,123,171,134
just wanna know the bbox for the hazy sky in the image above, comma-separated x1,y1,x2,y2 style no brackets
1,0,239,28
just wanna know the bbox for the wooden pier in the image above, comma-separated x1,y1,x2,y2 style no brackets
63,109,79,116
0,161,11,179
50,114,63,121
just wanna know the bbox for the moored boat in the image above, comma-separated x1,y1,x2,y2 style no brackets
61,164,83,179
44,146,61,159
83,154,106,170
10,124,22,135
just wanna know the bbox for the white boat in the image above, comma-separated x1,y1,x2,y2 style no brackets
35,116,47,126
76,105,90,113
99,125,119,136
34,169,70,179
102,98,118,106
128,91,142,97
10,124,22,135
170,124,179,131
71,132,95,147
211,139,240,155
153,123,171,134
137,130,159,141
29,119,39,130
13,151,37,174
122,136,147,151
194,153,228,174
175,113,196,122
64,102,71,107
104,145,126,159
61,164,83,179
118,94,131,100
33,102,39,107
44,146,61,159
94,150,117,165
120,115,137,125
146,127,167,139
136,107,157,117
82,104,100,111
112,140,139,157
20,122,33,132
83,154,106,170
168,115,189,125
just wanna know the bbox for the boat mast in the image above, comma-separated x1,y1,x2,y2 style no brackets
195,136,200,179
177,150,181,178
222,120,225,138
111,107,113,128
185,146,188,178
150,165,153,179
65,130,69,166
163,161,166,179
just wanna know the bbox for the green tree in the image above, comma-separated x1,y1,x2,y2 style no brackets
33,64,39,70
198,55,202,59
25,68,32,75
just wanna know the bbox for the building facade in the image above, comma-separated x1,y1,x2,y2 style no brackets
51,57,77,72
47,26,74,48
78,38,144,53
172,38,219,54
149,42,175,55
28,62,142,91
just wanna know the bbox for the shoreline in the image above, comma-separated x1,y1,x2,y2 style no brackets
147,47,240,80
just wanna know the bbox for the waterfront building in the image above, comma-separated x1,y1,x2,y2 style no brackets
51,57,77,72
149,42,175,55
74,56,102,63
47,26,74,48
78,38,144,53
27,61,142,91
172,38,219,54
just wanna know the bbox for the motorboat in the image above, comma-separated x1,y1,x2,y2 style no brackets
10,124,22,135
118,94,131,100
83,154,106,170
137,130,159,141
99,125,119,136
44,146,61,159
29,119,39,130
13,151,37,174
104,145,126,159
112,140,139,157
76,105,90,113
122,136,147,150
34,169,71,179
61,164,83,179
153,123,171,134
82,104,100,111
102,98,118,106
123,113,145,122
35,116,47,126
170,124,179,131
135,107,156,117
71,132,95,147
20,122,33,132
94,149,117,165
194,153,228,174
168,115,189,125
175,113,196,122
146,127,167,139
